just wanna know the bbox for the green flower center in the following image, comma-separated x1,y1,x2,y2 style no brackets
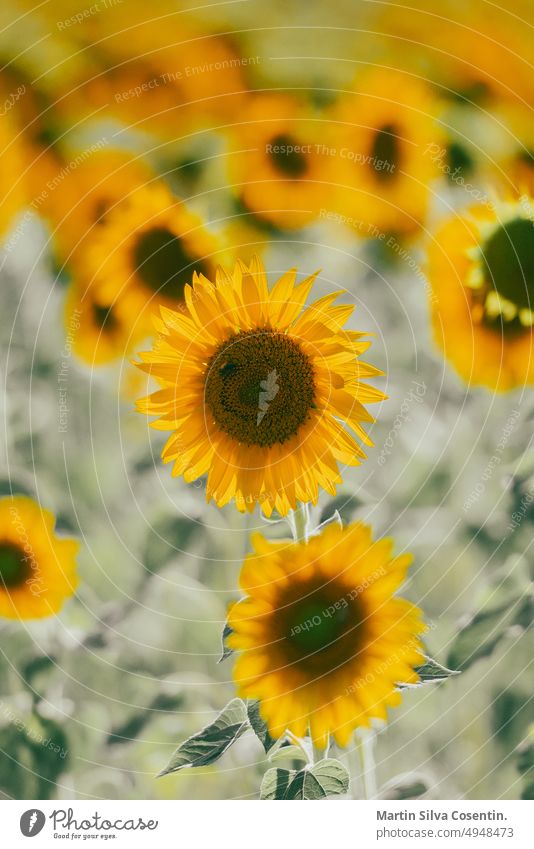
276,580,364,675
473,216,534,333
133,227,208,302
268,133,309,178
483,218,534,310
0,542,30,588
204,329,315,447
370,123,399,182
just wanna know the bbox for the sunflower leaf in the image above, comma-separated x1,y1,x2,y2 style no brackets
413,655,459,685
284,759,350,800
158,698,248,776
446,593,530,672
218,621,234,663
269,744,309,765
260,767,295,799
247,700,277,752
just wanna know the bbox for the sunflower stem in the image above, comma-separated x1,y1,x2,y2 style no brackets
311,742,324,765
354,729,377,799
289,502,311,542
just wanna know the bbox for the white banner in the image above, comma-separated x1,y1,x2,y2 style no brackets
2,800,532,848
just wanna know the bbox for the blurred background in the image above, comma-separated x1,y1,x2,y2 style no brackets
0,0,533,800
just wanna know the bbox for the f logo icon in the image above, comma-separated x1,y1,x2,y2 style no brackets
20,810,46,837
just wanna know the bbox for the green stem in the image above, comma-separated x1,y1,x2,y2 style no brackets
290,501,311,542
355,730,377,799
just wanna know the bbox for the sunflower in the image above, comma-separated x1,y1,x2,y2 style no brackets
0,496,79,620
81,183,220,330
136,258,384,517
227,521,426,748
54,16,247,138
332,69,442,236
41,150,153,264
427,197,534,391
226,94,334,230
64,278,147,366
0,110,29,239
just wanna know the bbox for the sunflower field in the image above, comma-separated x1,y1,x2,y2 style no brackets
0,0,533,807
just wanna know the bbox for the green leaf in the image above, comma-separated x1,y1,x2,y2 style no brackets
516,726,534,800
247,700,277,753
260,768,295,799
218,621,234,663
158,698,248,776
269,744,308,765
285,759,350,800
399,655,459,687
447,594,529,672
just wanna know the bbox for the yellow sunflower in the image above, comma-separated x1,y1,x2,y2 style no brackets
0,110,29,239
81,183,220,330
427,197,534,391
332,69,442,236
227,521,426,748
64,278,147,366
41,150,153,264
136,257,385,517
226,93,334,230
54,16,247,138
0,496,79,620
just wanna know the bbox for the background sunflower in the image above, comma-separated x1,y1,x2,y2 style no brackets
0,0,533,805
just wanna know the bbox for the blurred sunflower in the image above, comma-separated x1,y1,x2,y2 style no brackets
226,94,332,230
136,258,384,516
332,69,442,236
0,496,79,620
0,111,29,239
64,279,146,366
371,1,532,108
55,18,247,138
82,183,220,324
41,150,152,263
427,197,534,391
227,521,426,748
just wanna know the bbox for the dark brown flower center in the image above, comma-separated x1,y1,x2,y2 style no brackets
92,303,118,332
268,133,309,178
0,542,30,588
370,123,399,182
204,329,315,447
133,227,208,302
274,579,365,676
